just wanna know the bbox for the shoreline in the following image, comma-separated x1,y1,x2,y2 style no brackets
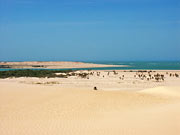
1,61,180,70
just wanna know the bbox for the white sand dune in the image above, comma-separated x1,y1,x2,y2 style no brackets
140,86,180,97
0,81,180,135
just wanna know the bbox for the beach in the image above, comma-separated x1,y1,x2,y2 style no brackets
0,69,180,135
1,0,179,133
1,0,179,134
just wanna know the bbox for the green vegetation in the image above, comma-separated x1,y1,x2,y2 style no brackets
78,73,89,78
0,70,73,78
0,65,11,68
32,65,44,67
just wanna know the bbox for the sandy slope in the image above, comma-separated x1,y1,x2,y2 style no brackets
0,81,180,135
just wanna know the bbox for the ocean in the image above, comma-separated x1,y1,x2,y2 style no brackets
90,61,180,70
0,61,180,71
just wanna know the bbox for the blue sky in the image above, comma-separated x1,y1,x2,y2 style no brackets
0,0,179,61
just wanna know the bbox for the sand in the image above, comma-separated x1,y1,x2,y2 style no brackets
6,70,180,91
0,70,180,135
0,61,126,69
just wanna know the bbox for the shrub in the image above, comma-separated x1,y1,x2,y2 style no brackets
0,69,73,78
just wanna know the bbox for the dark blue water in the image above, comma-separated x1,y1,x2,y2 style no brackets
0,61,180,71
